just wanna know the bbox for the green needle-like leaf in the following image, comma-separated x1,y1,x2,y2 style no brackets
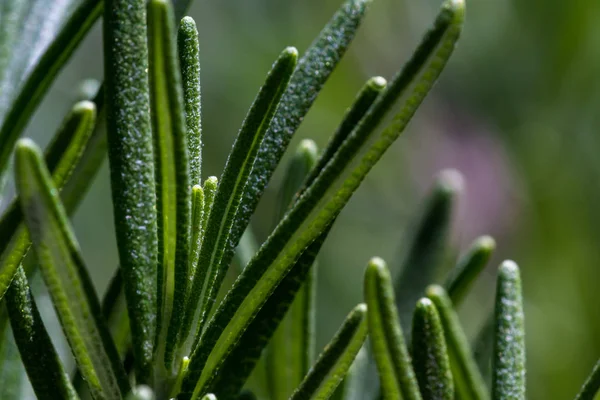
5,266,78,400
364,257,421,400
426,285,489,400
102,269,131,358
189,185,205,284
304,76,386,189
395,169,463,327
178,16,202,186
15,140,129,400
574,359,600,400
104,0,158,382
222,0,373,285
180,47,297,355
0,0,102,179
267,139,319,400
491,261,525,400
147,0,191,373
201,177,218,237
411,298,454,400
206,227,332,400
181,2,464,396
290,303,369,400
444,236,495,306
0,100,96,302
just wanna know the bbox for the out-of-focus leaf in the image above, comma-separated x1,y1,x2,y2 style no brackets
290,304,368,400
444,236,495,306
411,298,454,400
0,0,102,179
491,261,525,400
0,100,96,302
15,139,129,399
364,257,421,400
5,266,77,400
426,285,489,400
267,139,319,400
394,169,462,327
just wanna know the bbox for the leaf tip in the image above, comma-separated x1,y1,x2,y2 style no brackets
436,168,464,196
368,76,387,90
499,259,520,279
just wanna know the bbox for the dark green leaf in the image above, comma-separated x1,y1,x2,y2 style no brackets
15,139,129,399
411,298,454,400
207,227,331,400
180,46,297,355
178,16,202,186
5,266,77,400
444,236,495,306
491,261,525,400
364,257,421,400
395,169,463,327
103,0,157,382
574,359,600,400
426,285,489,400
290,304,368,400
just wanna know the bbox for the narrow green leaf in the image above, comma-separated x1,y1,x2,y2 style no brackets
364,257,421,400
201,177,218,236
180,47,298,355
15,140,129,399
491,261,525,400
74,268,131,396
411,298,454,400
426,285,489,400
574,359,600,400
289,304,368,400
59,87,108,215
189,185,205,283
5,266,78,400
207,227,331,400
104,0,157,382
395,169,463,327
267,139,319,400
304,76,386,189
182,2,464,396
223,0,373,286
178,16,202,186
0,100,96,301
147,0,191,374
444,236,495,306
0,0,102,178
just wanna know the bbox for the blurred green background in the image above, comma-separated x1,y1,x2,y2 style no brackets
20,0,600,398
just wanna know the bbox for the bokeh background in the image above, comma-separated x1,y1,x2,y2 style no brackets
16,0,600,398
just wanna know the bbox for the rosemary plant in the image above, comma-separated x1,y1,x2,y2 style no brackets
0,0,598,399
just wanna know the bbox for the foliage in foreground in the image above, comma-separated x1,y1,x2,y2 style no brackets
0,0,598,399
